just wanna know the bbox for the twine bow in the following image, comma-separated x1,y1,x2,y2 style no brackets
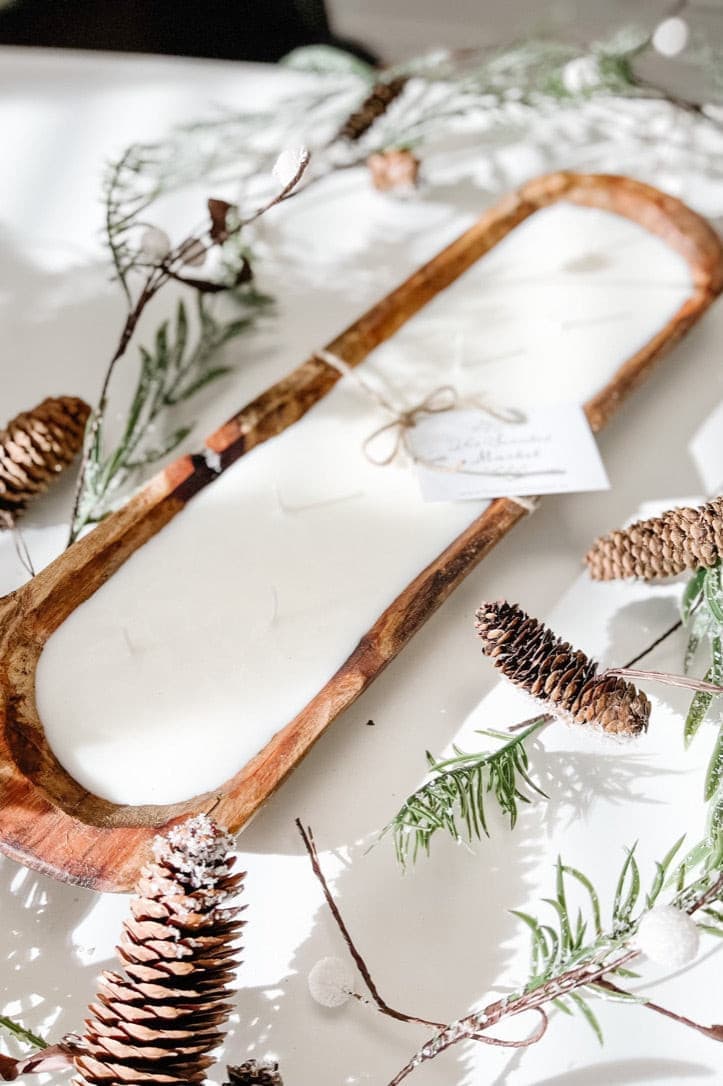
315,349,527,471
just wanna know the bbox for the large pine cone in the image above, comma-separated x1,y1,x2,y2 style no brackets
336,76,408,142
475,601,650,736
75,816,244,1086
0,395,90,526
225,1060,283,1085
585,498,723,581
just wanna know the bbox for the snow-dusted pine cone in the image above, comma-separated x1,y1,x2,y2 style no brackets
336,76,408,141
585,498,723,581
225,1060,283,1085
75,815,244,1086
0,395,90,526
475,601,650,736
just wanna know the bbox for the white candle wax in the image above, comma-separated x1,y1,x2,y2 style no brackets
35,205,692,804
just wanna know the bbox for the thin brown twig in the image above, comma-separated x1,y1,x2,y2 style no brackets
595,978,723,1041
296,819,445,1030
608,667,723,696
623,618,683,668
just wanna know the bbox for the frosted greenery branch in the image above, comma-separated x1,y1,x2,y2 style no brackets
383,714,551,867
0,1015,46,1051
68,151,309,543
69,21,723,545
298,820,722,1085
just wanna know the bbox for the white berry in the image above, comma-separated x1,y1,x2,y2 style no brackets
561,55,601,94
139,226,171,262
307,955,354,1008
272,146,310,189
636,905,700,967
652,17,689,57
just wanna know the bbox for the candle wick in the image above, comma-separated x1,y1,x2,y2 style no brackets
268,585,279,627
274,483,364,515
561,310,632,330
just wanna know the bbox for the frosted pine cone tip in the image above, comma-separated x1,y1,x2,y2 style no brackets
75,814,243,1086
585,497,723,581
475,600,650,736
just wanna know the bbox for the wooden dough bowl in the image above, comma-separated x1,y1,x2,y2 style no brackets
1,172,721,891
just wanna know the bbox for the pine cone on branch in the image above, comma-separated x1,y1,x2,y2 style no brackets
335,76,409,142
475,601,650,736
225,1060,283,1085
75,815,244,1086
0,395,90,527
585,497,723,581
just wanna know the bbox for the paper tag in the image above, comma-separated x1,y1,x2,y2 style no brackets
409,403,610,502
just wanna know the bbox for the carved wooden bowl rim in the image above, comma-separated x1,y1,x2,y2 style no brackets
1,171,721,890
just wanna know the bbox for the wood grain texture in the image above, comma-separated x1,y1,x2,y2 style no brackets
0,172,721,891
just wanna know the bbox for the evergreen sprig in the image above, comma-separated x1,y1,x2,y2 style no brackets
72,284,271,538
680,562,723,858
385,716,549,867
509,839,694,1043
0,1014,46,1050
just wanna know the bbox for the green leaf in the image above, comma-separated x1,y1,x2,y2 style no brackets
555,858,572,951
561,864,602,936
613,847,640,927
705,731,723,802
646,835,686,908
684,672,715,748
171,298,189,372
0,1014,47,1049
569,992,604,1046
684,610,710,675
704,565,723,624
280,44,375,81
682,567,706,623
173,366,232,403
552,997,574,1015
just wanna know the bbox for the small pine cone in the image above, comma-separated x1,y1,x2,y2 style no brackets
336,76,409,141
368,148,420,192
475,601,650,736
75,815,244,1086
585,497,723,581
0,395,90,527
225,1060,283,1085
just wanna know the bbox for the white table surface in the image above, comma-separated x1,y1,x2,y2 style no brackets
1,46,723,1086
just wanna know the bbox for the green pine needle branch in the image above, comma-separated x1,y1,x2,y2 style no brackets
384,716,549,868
388,841,722,1083
71,282,272,540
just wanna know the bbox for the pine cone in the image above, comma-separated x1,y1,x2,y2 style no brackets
475,601,650,736
336,76,408,142
225,1060,283,1085
0,395,90,527
585,498,723,581
75,815,244,1086
368,149,420,192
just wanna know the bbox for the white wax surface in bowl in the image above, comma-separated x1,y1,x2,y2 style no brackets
35,205,693,804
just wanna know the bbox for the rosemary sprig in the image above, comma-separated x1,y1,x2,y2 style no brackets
385,715,550,867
